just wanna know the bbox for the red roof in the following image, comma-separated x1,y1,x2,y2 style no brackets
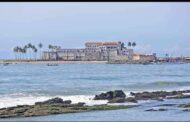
102,42,118,46
85,41,118,46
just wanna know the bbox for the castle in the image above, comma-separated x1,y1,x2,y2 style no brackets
42,41,156,63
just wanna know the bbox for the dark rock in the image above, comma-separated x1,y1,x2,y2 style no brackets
125,97,138,103
151,98,164,101
167,95,190,99
35,97,71,105
76,102,85,107
155,104,176,107
108,98,125,103
113,90,126,99
178,103,190,108
94,90,126,100
130,90,190,101
183,109,190,112
145,108,167,111
130,92,136,96
62,100,72,104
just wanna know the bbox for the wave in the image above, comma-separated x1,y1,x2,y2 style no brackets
1,81,190,108
0,93,109,109
0,91,134,109
111,81,190,92
138,81,190,87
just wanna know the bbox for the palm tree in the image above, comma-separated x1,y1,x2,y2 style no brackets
13,47,18,60
22,47,26,60
27,43,32,60
128,42,132,48
38,43,43,60
121,43,125,50
33,47,38,61
13,47,16,60
132,42,136,48
19,47,23,60
30,45,37,60
48,45,52,51
24,45,28,60
17,46,22,60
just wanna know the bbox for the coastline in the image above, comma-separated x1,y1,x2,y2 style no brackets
0,60,107,64
1,89,190,119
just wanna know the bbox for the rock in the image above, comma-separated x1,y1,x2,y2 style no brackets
62,100,72,104
151,98,164,101
108,98,125,103
130,90,190,101
113,90,126,99
145,108,167,111
183,109,190,112
76,102,85,107
166,95,190,99
0,100,137,118
130,92,136,96
178,103,190,108
35,97,71,105
125,97,138,103
94,90,126,100
155,104,176,107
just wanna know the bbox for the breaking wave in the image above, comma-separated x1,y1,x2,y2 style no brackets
0,93,108,109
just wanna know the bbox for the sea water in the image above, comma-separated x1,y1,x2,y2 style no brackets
0,63,190,121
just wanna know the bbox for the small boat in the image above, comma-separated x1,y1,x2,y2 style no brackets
47,63,59,66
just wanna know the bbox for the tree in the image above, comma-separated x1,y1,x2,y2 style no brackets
22,47,26,60
33,47,38,61
27,43,33,60
128,42,132,48
17,46,22,60
38,43,43,60
31,45,37,60
132,42,136,47
13,47,18,60
48,45,52,51
24,45,28,60
121,43,125,50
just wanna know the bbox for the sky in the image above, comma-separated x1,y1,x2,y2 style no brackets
0,2,190,59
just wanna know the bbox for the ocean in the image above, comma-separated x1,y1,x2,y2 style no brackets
0,63,190,121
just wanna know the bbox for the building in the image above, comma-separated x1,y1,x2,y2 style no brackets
132,53,156,63
42,41,133,61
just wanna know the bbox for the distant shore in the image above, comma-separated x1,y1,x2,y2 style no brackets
0,60,107,64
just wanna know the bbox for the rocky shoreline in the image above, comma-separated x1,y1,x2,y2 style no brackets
1,89,190,118
0,97,138,118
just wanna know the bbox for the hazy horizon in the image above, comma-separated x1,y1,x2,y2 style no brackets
0,2,190,59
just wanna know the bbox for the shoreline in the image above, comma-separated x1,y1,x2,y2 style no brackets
1,89,190,119
1,60,189,65
0,60,107,64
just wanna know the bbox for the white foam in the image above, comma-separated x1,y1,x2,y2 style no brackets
0,94,108,108
0,96,49,108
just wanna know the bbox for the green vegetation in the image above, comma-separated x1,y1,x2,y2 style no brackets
127,41,136,49
178,103,190,108
0,104,137,118
13,43,39,61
